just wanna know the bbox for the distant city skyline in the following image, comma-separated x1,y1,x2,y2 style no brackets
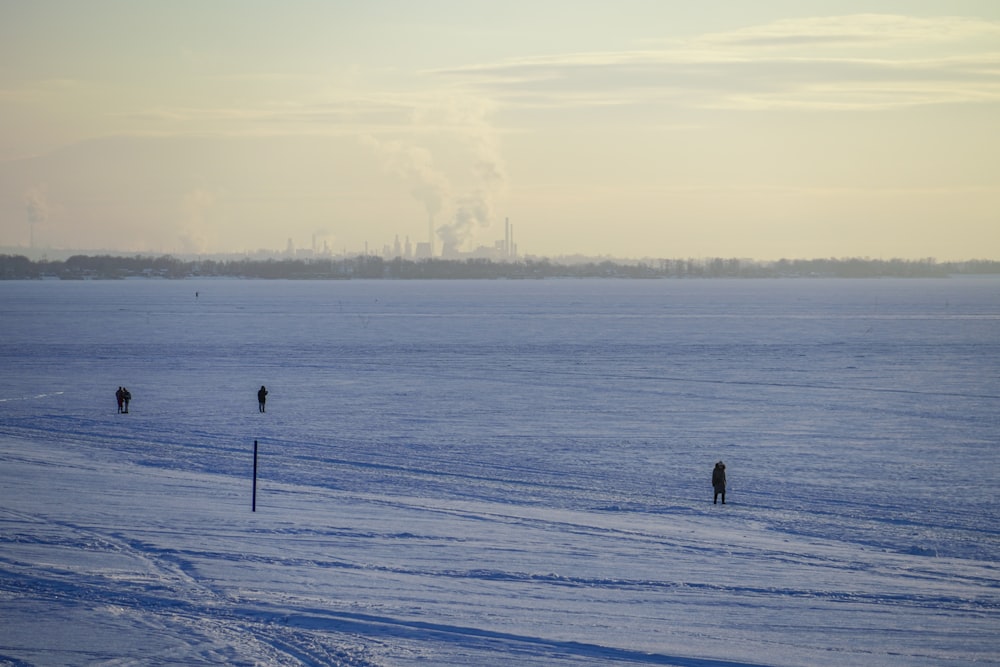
2,1,999,261
0,213,520,263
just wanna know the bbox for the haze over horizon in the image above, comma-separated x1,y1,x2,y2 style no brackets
2,1,999,261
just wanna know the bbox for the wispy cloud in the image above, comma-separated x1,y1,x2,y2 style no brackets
120,96,418,136
430,14,1000,112
115,14,1000,137
696,14,1000,49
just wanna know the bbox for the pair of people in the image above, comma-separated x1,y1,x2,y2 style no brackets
115,386,132,414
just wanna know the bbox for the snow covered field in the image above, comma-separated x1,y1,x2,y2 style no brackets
1,277,998,666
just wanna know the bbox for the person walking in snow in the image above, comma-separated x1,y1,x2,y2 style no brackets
116,387,124,413
257,385,268,413
712,461,727,504
121,387,131,413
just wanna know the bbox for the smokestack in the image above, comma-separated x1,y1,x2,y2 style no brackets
505,217,510,258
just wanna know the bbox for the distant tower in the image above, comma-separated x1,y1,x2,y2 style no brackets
505,217,510,258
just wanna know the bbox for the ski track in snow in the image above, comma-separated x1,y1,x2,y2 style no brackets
1,278,999,666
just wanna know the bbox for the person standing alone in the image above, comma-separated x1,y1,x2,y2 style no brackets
257,385,268,413
712,461,727,504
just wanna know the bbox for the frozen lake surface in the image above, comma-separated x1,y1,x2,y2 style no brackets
1,277,998,666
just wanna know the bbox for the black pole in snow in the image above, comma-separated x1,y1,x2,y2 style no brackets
252,440,258,512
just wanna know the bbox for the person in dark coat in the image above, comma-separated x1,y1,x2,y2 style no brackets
121,387,131,413
712,461,727,504
116,387,124,413
257,385,268,413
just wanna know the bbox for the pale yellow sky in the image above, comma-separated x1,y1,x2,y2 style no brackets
2,1,999,260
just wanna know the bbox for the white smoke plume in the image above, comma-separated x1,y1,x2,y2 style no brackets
311,228,335,252
363,96,508,255
177,188,217,253
24,188,48,224
23,187,48,248
429,99,508,253
361,136,451,219
439,190,493,254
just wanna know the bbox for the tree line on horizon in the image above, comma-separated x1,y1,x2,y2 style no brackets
1,253,998,280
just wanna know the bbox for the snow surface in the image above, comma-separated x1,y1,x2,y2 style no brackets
1,277,998,666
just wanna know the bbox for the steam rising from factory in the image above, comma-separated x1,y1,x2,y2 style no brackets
395,215,516,262
361,98,509,260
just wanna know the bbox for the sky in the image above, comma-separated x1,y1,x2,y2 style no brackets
1,1,999,261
